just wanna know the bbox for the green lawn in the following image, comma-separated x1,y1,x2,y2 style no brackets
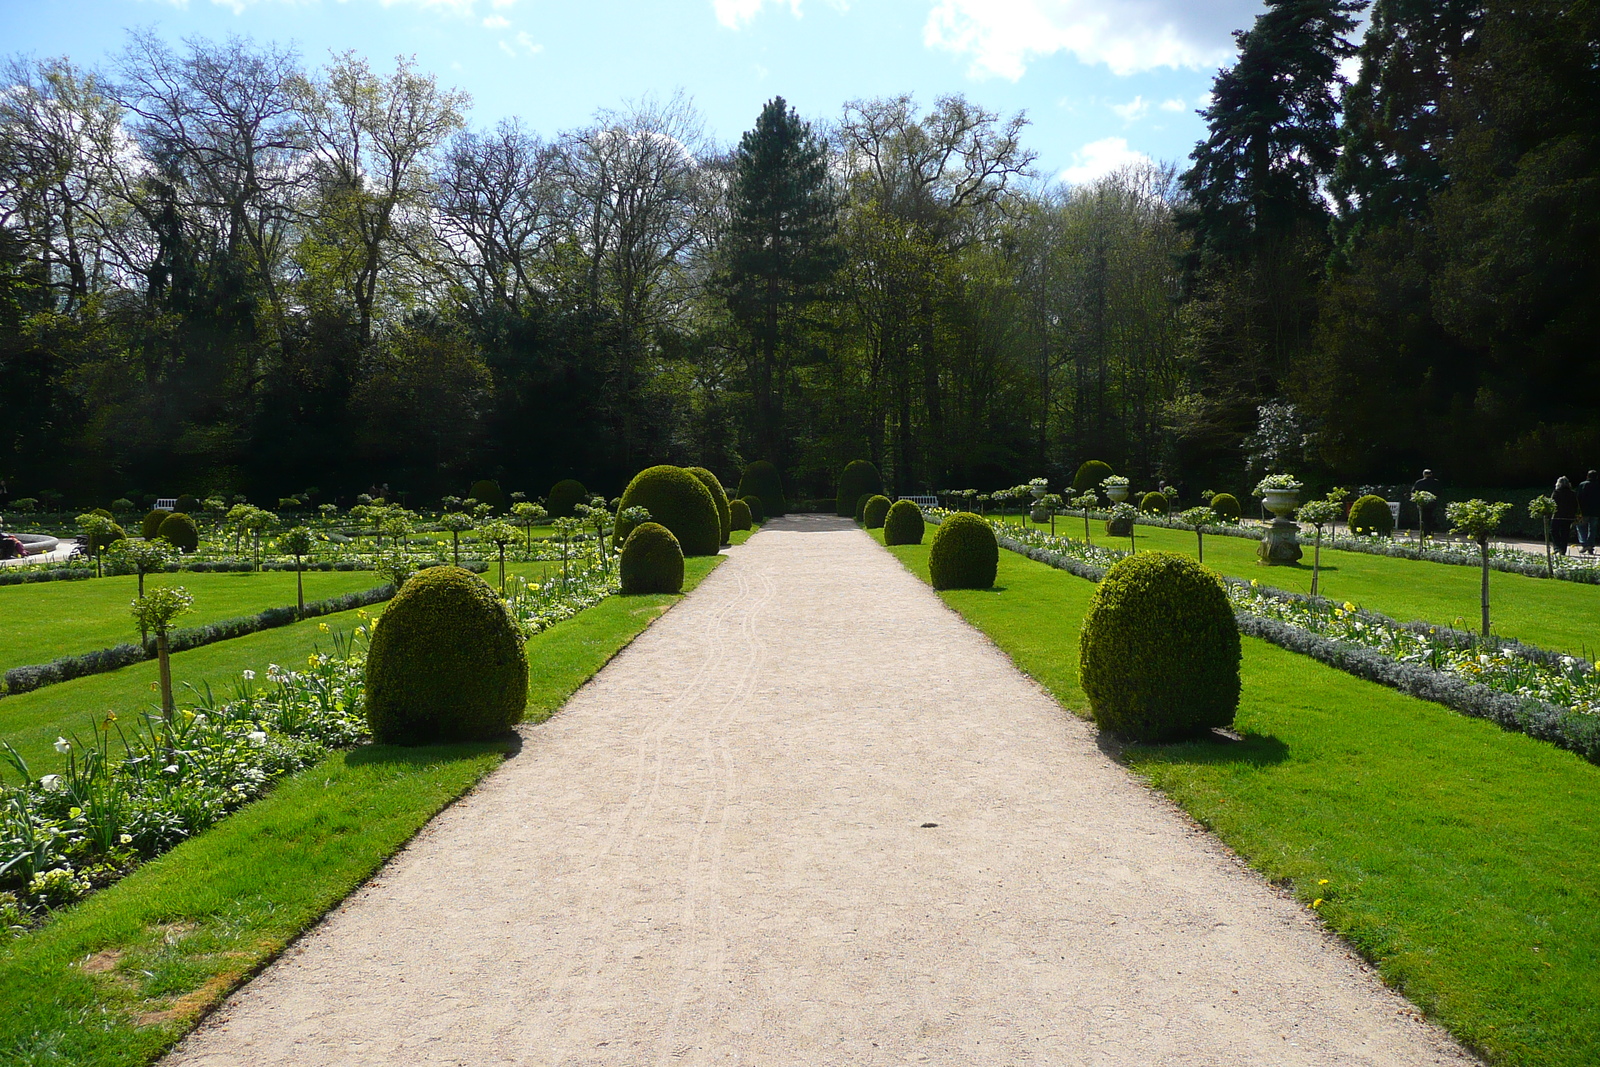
879,529,1600,1067
0,570,385,674
0,550,732,1067
1001,513,1600,657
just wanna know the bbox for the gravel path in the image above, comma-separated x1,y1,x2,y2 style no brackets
164,516,1475,1066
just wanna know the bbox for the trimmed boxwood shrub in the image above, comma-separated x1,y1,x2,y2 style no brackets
928,512,998,590
1073,460,1114,493
141,509,167,540
469,479,504,511
862,494,891,529
546,478,587,519
883,499,924,545
365,566,528,744
737,460,786,519
1210,492,1242,522
157,512,199,553
175,494,200,514
1139,491,1167,514
742,495,765,523
729,498,753,531
1349,493,1395,536
855,492,870,524
1078,552,1241,743
616,465,721,556
620,521,685,594
836,460,883,518
686,467,732,545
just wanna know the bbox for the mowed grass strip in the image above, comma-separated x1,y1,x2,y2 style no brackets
0,551,731,1067
876,529,1600,1067
1001,513,1600,657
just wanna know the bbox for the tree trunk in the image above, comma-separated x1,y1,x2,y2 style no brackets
1480,537,1492,637
158,632,175,762
296,563,305,615
1311,530,1322,597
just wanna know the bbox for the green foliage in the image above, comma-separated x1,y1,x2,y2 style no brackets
1210,493,1242,522
616,465,721,556
156,512,199,553
740,494,765,523
130,585,194,637
140,509,167,540
365,566,528,745
686,466,732,545
280,526,315,559
546,479,588,519
928,513,998,590
1072,460,1114,493
1348,494,1395,536
469,479,504,511
883,499,925,545
1078,552,1241,743
1139,490,1168,514
728,497,753,531
854,492,870,524
1178,506,1214,528
836,459,883,518
619,521,685,594
862,494,891,529
1447,498,1514,542
76,513,122,552
1297,498,1342,526
737,460,786,519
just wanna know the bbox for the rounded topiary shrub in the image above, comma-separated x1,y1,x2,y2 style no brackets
141,509,167,540
1210,492,1242,522
1139,491,1168,515
1348,493,1395,536
156,512,199,553
742,495,765,523
89,522,127,552
836,460,883,518
616,465,721,556
620,521,685,594
1073,460,1115,493
546,478,587,519
855,492,871,524
365,566,529,745
928,512,998,591
862,494,891,529
729,497,753,532
883,499,925,546
737,461,785,519
1078,552,1241,744
469,479,504,511
686,467,732,545
175,494,200,515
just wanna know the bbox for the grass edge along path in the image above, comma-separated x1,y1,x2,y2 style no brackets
0,552,730,1067
873,529,1600,1067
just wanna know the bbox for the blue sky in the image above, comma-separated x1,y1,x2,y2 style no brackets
2,0,1267,184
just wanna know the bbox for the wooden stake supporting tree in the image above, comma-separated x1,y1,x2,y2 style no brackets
1296,498,1342,598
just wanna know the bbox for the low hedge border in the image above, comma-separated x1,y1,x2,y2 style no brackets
0,558,488,586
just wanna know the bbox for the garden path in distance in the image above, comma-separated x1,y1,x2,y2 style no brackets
163,516,1475,1067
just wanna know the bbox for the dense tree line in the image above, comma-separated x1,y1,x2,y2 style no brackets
2,0,1595,506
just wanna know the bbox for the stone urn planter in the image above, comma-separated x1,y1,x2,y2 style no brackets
1030,505,1050,523
1106,511,1136,537
1257,488,1303,565
1030,485,1047,502
1105,484,1130,504
1262,488,1300,520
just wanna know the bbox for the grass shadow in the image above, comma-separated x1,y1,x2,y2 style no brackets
343,735,521,769
1096,728,1289,768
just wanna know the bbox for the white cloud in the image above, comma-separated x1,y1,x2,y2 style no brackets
1059,136,1152,185
1109,95,1148,122
923,0,1256,79
498,30,542,57
1160,96,1187,112
712,0,802,30
482,14,510,28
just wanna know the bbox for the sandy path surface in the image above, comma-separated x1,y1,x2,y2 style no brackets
164,516,1474,1067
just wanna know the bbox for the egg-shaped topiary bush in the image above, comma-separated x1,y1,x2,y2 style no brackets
1139,491,1168,515
862,494,891,529
1348,493,1394,536
157,512,199,553
836,460,883,518
469,479,504,511
616,465,721,556
1210,492,1242,522
883,499,925,545
729,497,753,532
737,461,786,519
1073,460,1115,493
546,478,588,519
175,494,200,515
855,492,871,524
1078,552,1241,744
620,521,685,594
141,509,168,540
686,467,732,545
928,512,999,590
742,495,765,523
365,566,529,745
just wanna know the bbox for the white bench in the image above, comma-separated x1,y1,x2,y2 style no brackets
897,495,938,507
154,498,177,512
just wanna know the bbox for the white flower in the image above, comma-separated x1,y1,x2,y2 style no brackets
39,774,63,792
163,764,179,774
247,731,267,745
242,669,256,681
193,713,207,725
119,833,133,845
53,737,71,754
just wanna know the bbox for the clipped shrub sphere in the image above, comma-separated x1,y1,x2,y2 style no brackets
620,521,685,594
883,499,925,545
928,513,999,591
686,467,732,545
855,492,871,524
742,495,765,523
1210,493,1242,522
469,479,505,511
141,509,167,540
737,461,786,519
156,512,199,553
1139,491,1168,514
365,566,529,745
546,479,587,519
175,494,200,515
836,460,883,518
862,494,891,529
616,465,721,556
1073,460,1115,493
1348,494,1395,536
729,498,753,532
1079,552,1240,743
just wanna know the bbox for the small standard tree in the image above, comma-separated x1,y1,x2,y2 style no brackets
1447,499,1513,637
439,511,475,567
1040,493,1062,536
76,512,119,577
1177,507,1214,563
1529,495,1557,579
131,585,195,738
110,538,178,643
1073,492,1098,544
1296,498,1342,597
280,526,316,613
479,520,518,592
511,501,547,556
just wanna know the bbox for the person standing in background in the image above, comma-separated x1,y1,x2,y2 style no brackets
1412,469,1442,536
1553,475,1580,555
1577,470,1600,554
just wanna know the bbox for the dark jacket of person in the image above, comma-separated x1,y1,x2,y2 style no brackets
1413,475,1441,499
1579,478,1600,517
1554,483,1580,519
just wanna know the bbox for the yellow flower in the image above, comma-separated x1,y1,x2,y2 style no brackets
307,654,319,667
318,622,330,633
1318,878,1329,885
1312,899,1324,908
1343,601,1357,613
149,682,159,692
